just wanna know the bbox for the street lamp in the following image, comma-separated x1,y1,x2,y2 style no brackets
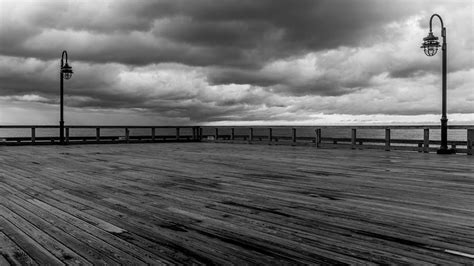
421,14,455,154
60,50,73,145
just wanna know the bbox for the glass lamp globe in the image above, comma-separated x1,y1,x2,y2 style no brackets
421,32,440,56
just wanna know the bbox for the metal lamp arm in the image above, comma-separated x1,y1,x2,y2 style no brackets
429,14,445,36
61,50,68,68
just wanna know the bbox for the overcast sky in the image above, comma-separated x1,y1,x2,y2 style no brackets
0,0,472,125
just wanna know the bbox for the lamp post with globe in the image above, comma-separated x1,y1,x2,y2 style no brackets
59,50,73,145
420,14,455,154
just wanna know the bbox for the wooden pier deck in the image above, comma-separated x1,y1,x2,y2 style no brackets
0,143,473,265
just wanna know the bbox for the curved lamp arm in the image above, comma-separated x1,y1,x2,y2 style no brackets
61,50,68,67
429,14,444,33
429,14,446,42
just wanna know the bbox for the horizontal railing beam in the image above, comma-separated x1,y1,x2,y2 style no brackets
190,125,474,130
0,125,472,154
1,125,472,129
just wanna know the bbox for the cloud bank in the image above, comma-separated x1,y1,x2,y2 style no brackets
0,0,472,125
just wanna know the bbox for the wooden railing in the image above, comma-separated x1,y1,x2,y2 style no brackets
1,125,472,155
0,125,201,145
201,125,474,155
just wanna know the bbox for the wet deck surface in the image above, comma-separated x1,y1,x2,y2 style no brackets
0,143,473,265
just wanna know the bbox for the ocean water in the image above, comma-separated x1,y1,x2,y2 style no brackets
0,126,469,142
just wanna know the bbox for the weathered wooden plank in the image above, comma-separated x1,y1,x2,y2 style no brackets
0,254,10,266
0,215,64,265
27,198,167,265
0,203,91,265
0,230,38,266
0,164,237,264
0,193,126,265
0,143,473,264
0,179,159,264
0,173,203,264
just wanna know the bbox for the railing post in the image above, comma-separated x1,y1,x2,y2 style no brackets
292,128,296,143
176,127,180,141
65,128,69,144
231,128,235,141
125,128,129,143
424,128,430,153
152,127,156,141
198,127,202,141
31,127,36,144
96,127,100,142
467,129,473,155
215,128,219,141
385,128,391,151
351,128,357,149
315,128,321,148
268,128,273,142
249,128,253,142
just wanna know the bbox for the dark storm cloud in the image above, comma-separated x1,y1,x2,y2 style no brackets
0,75,54,96
18,0,156,34
0,0,432,101
1,0,473,124
142,0,414,49
1,0,418,67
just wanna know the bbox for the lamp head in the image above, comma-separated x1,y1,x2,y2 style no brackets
61,62,73,79
421,32,440,56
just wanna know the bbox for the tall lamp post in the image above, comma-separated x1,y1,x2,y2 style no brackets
60,50,73,145
420,14,455,154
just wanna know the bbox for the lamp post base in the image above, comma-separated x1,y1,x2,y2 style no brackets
437,148,456,154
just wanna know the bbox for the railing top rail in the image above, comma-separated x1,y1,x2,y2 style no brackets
65,125,199,129
201,125,474,129
0,125,199,129
319,125,474,129
0,125,472,129
0,125,58,128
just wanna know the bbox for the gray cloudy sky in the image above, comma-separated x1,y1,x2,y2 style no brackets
0,0,473,125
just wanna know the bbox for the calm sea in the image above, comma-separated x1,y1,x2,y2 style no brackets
0,126,468,141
